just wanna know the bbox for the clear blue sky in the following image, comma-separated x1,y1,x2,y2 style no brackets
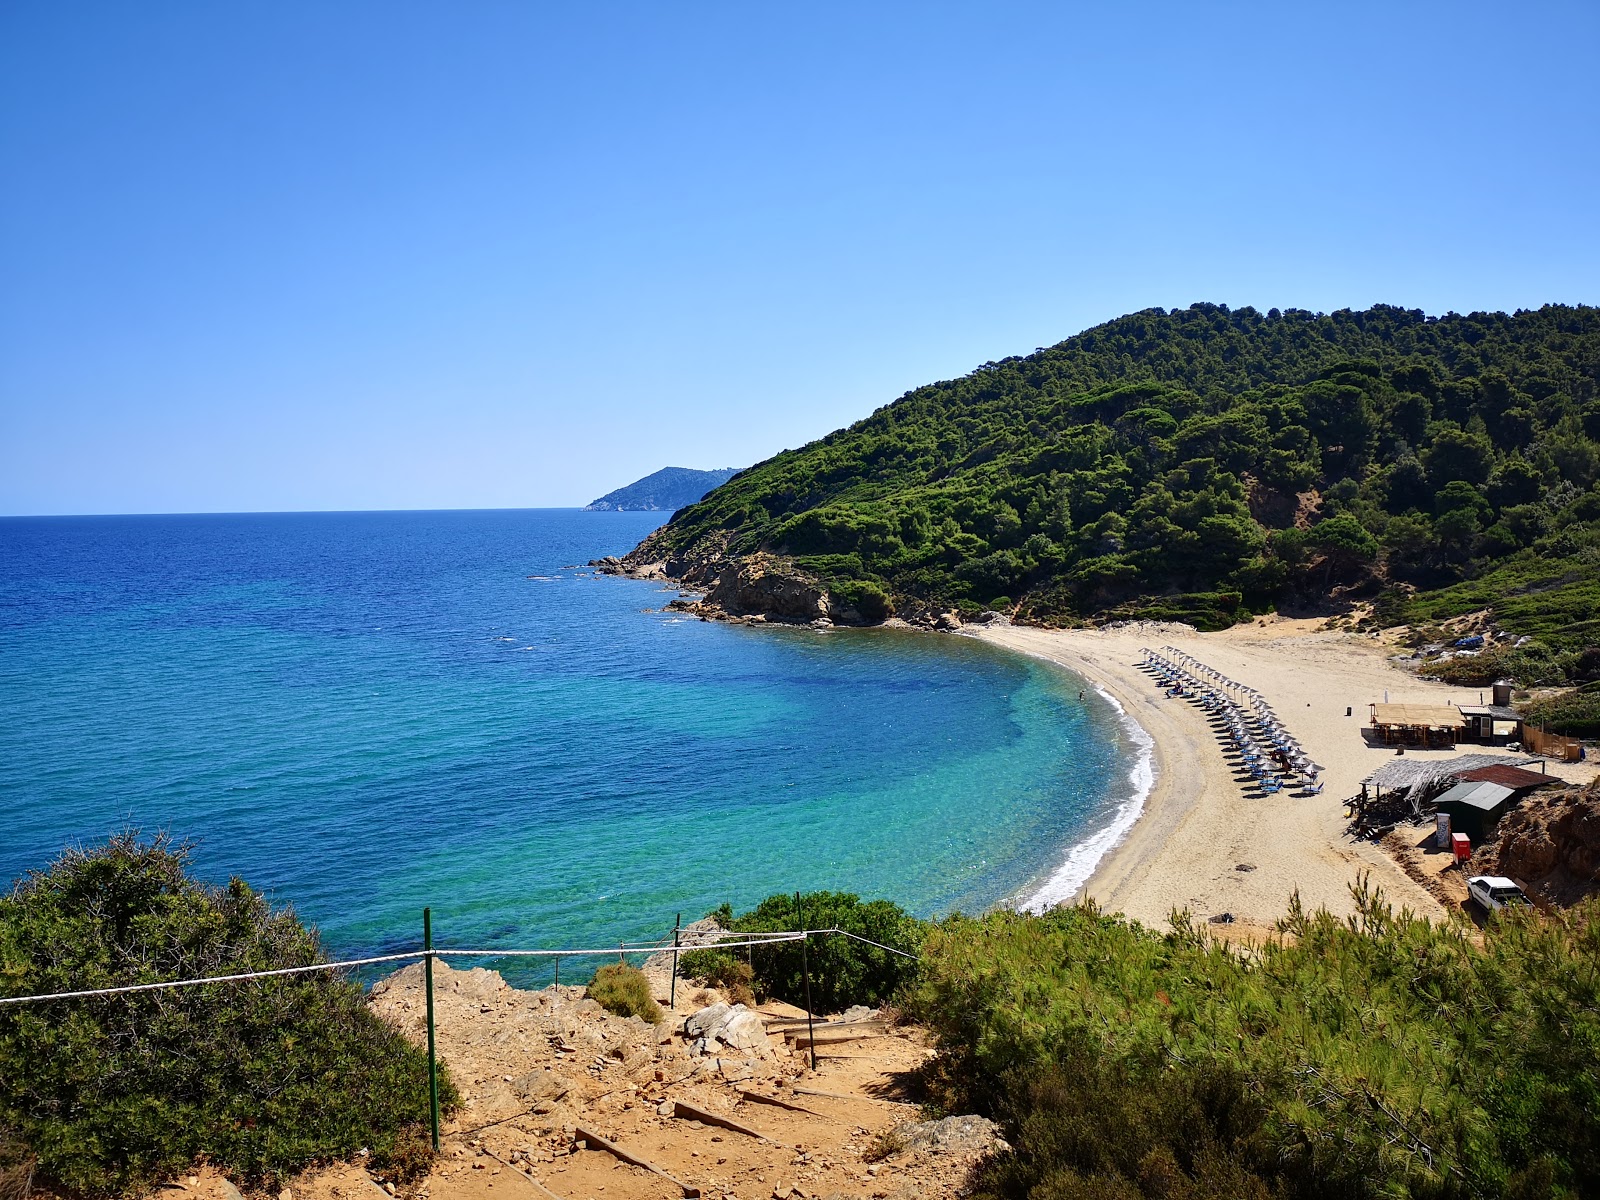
2,2,1596,515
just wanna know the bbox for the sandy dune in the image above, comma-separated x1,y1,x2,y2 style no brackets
971,619,1593,933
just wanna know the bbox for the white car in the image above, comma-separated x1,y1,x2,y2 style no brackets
1467,875,1531,913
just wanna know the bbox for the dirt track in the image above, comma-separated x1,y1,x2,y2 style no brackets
154,958,997,1200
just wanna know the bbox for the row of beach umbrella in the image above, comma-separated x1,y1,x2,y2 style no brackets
1138,647,1323,795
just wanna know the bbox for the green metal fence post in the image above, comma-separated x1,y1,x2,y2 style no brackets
423,907,440,1153
795,891,817,1070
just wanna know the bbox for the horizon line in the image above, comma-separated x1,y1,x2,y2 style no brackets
0,505,679,520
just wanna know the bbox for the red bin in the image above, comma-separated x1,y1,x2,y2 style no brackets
1452,833,1471,862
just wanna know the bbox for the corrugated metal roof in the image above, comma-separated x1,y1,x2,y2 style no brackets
1434,781,1515,812
1456,764,1556,790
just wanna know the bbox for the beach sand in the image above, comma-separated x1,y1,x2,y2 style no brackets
971,618,1594,933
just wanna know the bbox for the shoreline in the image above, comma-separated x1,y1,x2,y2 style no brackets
1007,677,1156,913
966,619,1597,930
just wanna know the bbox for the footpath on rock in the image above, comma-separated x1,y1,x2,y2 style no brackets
156,942,1000,1200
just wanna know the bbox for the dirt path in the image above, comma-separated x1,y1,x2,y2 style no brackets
224,960,997,1200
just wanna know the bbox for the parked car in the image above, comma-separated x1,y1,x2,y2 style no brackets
1467,875,1531,913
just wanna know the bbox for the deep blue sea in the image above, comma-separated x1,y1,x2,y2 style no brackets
0,509,1145,982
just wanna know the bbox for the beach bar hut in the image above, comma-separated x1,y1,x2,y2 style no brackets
1431,780,1517,842
1369,703,1467,747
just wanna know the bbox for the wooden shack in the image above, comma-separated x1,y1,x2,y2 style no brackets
1455,703,1523,744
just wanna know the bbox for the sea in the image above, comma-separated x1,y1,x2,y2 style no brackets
0,509,1150,983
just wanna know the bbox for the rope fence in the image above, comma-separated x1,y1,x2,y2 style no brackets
0,927,914,1008
0,904,922,1152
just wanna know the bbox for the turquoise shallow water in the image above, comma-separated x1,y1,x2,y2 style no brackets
0,509,1138,982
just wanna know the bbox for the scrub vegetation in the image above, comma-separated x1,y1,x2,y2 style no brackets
585,961,664,1023
905,883,1600,1199
641,304,1600,686
681,891,927,1011
701,883,1599,1199
0,833,452,1197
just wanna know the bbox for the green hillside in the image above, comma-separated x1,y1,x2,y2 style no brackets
630,303,1600,674
584,465,741,511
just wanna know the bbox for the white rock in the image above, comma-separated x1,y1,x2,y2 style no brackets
684,1002,731,1038
720,1009,769,1053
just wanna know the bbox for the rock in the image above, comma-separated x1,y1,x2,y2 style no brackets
701,556,834,623
217,1181,245,1200
974,610,1012,626
720,1009,769,1053
684,1002,732,1039
511,1068,570,1105
1471,787,1600,907
893,1114,1005,1158
933,611,962,631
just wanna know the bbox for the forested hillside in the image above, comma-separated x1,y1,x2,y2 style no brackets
584,466,740,511
630,304,1599,677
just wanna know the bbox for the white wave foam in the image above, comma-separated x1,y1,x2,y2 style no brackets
1018,683,1156,913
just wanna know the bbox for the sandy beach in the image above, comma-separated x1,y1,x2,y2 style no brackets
971,618,1594,933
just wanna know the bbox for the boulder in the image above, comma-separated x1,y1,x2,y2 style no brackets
720,1009,769,1053
702,557,832,623
684,1002,731,1039
894,1114,1007,1158
511,1068,570,1106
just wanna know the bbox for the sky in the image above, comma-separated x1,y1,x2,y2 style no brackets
2,2,1597,516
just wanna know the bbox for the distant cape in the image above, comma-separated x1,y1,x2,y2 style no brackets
583,466,740,512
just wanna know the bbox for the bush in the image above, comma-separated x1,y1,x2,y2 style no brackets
907,882,1600,1199
674,949,755,1006
827,579,893,623
1419,641,1576,687
1522,684,1600,738
585,962,662,1024
701,891,926,1012
0,832,454,1197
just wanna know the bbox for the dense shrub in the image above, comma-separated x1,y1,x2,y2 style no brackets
690,891,926,1012
584,962,662,1024
827,579,893,623
1522,684,1600,739
907,881,1600,1199
0,832,454,1197
1418,641,1579,688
